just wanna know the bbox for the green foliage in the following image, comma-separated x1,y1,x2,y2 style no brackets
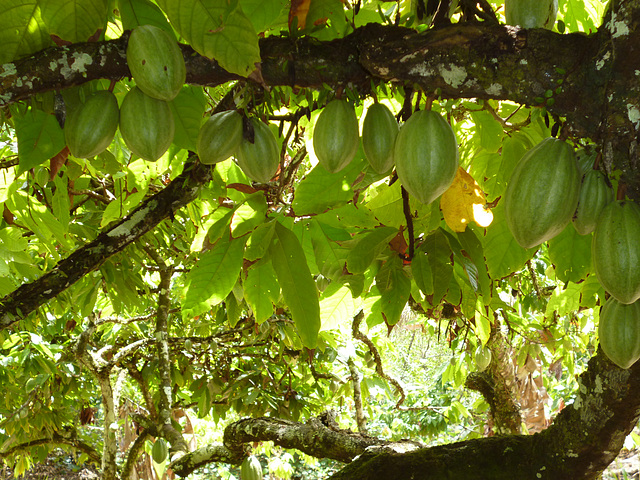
0,1,618,478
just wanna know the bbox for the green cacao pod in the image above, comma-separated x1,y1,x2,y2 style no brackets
65,90,119,158
236,119,279,183
505,0,558,29
592,200,640,304
197,110,243,165
151,438,168,464
126,25,186,101
572,170,614,235
394,110,458,205
313,99,359,173
474,346,492,372
119,87,175,162
504,137,580,248
598,297,640,369
240,455,263,480
362,103,398,174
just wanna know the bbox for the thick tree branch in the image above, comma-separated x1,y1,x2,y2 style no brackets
0,21,613,139
329,349,640,480
0,159,212,330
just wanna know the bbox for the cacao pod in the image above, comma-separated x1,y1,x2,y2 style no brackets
126,25,186,101
362,103,398,174
236,119,279,183
196,110,243,165
474,346,492,372
572,170,614,235
151,438,168,464
313,99,359,173
504,137,580,248
240,455,263,480
65,90,119,158
505,0,558,29
394,110,458,205
119,87,175,162
592,200,640,304
598,297,640,369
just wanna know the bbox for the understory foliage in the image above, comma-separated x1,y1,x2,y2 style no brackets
0,0,634,479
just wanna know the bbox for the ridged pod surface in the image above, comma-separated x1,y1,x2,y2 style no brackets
240,455,263,480
598,297,640,369
120,87,175,162
593,200,640,304
236,119,279,183
151,438,168,464
362,103,398,174
126,25,186,101
313,99,359,173
65,90,119,158
573,170,614,235
504,137,580,248
474,346,492,372
394,110,458,205
505,0,558,29
197,111,243,165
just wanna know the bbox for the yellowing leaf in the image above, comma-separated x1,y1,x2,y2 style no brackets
441,167,494,232
289,0,311,29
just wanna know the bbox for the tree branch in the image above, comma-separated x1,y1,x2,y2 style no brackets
0,159,212,330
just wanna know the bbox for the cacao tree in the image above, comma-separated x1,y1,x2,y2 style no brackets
0,1,639,479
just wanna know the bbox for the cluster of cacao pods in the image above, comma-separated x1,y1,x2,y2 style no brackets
196,111,280,183
64,24,183,162
504,137,640,368
313,99,458,205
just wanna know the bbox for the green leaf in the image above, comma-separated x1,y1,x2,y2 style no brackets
169,86,207,151
474,301,491,345
6,189,73,251
40,0,108,43
304,0,348,41
319,283,355,331
411,246,433,296
471,135,527,201
363,181,404,228
457,228,492,299
156,0,261,77
230,192,268,238
309,220,349,281
52,175,70,233
548,223,592,283
269,221,321,348
183,234,246,318
13,108,66,176
346,226,397,274
421,229,453,305
244,220,276,261
546,282,582,316
244,259,279,323
118,0,175,35
483,203,535,279
0,1,50,64
292,160,363,215
240,0,286,32
470,111,504,153
376,256,410,326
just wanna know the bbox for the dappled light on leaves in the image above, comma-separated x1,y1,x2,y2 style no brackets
441,167,493,232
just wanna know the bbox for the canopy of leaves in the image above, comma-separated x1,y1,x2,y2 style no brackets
1,0,639,479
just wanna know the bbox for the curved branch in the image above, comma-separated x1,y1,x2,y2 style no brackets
0,159,212,330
